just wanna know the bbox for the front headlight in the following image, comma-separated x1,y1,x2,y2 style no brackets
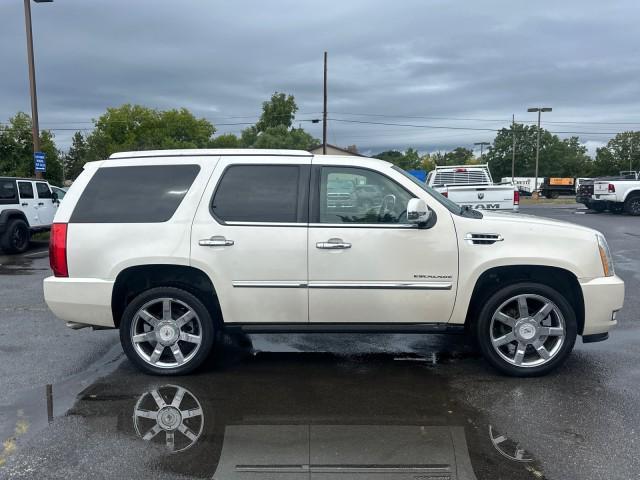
596,233,615,277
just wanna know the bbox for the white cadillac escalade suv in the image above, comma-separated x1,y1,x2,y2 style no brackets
44,149,624,376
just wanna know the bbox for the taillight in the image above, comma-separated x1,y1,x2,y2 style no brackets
50,223,68,277
608,184,616,193
442,191,448,198
514,189,520,205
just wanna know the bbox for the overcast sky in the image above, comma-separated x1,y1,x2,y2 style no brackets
2,0,640,156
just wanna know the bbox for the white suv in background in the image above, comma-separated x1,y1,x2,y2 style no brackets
44,149,624,376
0,177,59,253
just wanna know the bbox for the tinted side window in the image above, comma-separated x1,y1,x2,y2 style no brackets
36,182,52,199
212,165,300,223
0,180,17,204
70,165,200,223
18,182,34,199
319,167,413,224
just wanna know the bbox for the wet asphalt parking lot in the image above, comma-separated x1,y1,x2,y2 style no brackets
0,204,639,480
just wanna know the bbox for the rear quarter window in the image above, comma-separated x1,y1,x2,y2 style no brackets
0,180,18,204
70,165,200,223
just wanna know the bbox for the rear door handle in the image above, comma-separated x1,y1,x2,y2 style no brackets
316,238,351,250
199,235,234,247
38,202,44,206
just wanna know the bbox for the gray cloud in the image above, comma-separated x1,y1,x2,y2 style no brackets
1,0,639,155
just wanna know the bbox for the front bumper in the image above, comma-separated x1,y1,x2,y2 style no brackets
43,276,115,328
580,275,624,336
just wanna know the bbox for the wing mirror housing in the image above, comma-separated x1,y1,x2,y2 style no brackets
407,198,431,227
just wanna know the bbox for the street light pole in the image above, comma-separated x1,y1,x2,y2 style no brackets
23,0,52,179
527,107,552,195
511,114,516,183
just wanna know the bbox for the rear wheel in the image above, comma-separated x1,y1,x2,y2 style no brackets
475,282,577,377
120,287,215,375
0,219,30,254
624,195,640,216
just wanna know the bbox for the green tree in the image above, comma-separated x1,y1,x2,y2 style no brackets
485,123,591,179
440,147,474,166
592,131,640,176
0,112,63,184
255,92,297,132
210,133,241,148
239,93,318,150
84,104,216,160
374,149,421,170
64,131,89,180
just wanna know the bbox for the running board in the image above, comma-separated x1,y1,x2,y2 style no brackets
224,323,466,334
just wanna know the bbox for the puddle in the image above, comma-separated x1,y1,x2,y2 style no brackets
0,349,546,480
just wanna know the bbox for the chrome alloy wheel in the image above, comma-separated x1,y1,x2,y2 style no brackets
133,385,204,452
130,298,203,369
489,294,565,368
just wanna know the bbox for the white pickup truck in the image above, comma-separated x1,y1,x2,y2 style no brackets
592,172,640,215
427,165,518,212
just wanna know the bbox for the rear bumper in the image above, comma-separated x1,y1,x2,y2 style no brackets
43,276,115,328
592,193,617,202
580,275,624,336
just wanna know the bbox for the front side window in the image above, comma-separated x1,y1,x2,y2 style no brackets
0,180,17,202
36,182,53,199
211,165,301,223
18,182,34,199
70,165,200,223
318,167,413,224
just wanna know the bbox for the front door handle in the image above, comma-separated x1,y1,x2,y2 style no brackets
22,203,28,207
199,235,234,247
316,238,352,250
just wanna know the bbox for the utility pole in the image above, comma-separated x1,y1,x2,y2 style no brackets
630,135,634,172
24,0,42,178
322,51,328,155
527,107,552,196
474,142,490,160
511,114,516,183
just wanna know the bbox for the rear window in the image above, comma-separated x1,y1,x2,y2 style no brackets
211,165,300,223
0,180,17,204
18,182,34,199
70,165,200,223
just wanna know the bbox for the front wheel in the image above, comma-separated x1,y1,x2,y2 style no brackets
475,283,577,377
120,287,216,375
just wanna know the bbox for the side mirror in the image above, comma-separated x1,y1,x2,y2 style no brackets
51,192,59,203
407,198,430,226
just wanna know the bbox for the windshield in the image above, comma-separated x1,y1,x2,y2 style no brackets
392,165,466,215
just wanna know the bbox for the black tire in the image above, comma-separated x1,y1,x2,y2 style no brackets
550,191,560,199
624,195,640,216
0,218,30,254
590,202,606,212
120,287,216,375
475,282,577,377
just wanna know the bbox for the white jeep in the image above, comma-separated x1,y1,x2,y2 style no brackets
0,177,59,253
43,149,624,376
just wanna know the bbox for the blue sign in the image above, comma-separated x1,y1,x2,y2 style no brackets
34,151,46,172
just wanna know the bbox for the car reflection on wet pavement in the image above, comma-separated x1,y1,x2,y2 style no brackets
2,350,542,480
